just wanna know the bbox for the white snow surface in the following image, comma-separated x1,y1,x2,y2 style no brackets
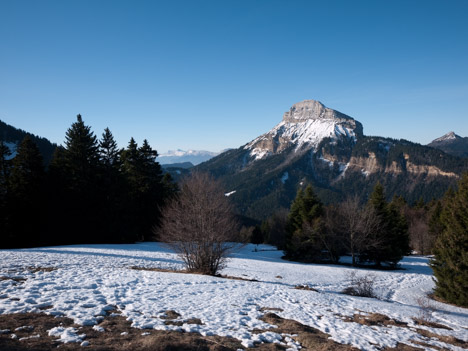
0,243,467,350
245,119,357,161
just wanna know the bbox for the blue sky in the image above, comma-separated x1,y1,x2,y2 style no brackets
1,0,467,153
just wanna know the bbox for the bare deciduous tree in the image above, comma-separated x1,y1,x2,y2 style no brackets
326,197,383,266
156,172,239,275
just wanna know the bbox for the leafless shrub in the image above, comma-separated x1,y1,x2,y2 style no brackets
326,197,384,266
156,172,240,276
415,296,436,323
342,271,377,298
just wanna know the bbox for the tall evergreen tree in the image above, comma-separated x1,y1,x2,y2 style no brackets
99,128,121,168
7,136,45,247
0,141,12,247
284,185,324,261
121,138,165,241
98,128,126,242
57,115,101,243
365,183,409,267
430,173,468,307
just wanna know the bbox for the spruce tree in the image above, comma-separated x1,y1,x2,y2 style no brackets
430,173,468,307
365,183,409,267
8,136,45,247
60,115,101,243
0,141,12,247
121,138,165,241
285,185,324,261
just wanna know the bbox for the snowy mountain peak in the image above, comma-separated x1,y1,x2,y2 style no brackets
245,100,363,160
431,131,461,143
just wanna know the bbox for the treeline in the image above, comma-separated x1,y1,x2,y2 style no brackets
1,115,176,248
246,181,462,268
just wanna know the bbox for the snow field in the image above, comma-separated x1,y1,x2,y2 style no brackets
0,243,467,350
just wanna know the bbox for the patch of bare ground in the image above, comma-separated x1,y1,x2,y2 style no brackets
341,312,465,350
259,312,358,351
160,310,203,327
415,329,467,349
0,277,26,283
294,285,318,292
412,318,452,330
342,313,408,327
0,312,289,351
129,266,259,282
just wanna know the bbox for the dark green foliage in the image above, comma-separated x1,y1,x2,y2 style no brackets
1,115,176,248
0,141,12,243
0,119,57,166
250,226,264,245
284,185,325,261
362,183,410,267
4,137,46,247
121,138,165,241
430,173,468,307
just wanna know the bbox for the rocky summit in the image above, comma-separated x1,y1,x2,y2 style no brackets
197,100,468,220
245,100,363,160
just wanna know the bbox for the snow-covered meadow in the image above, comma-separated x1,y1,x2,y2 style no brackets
0,243,467,350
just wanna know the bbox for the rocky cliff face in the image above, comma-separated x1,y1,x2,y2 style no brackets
244,100,363,160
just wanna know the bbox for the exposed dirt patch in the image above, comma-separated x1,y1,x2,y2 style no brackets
412,318,452,330
294,285,318,292
382,343,424,351
159,310,204,327
0,312,272,351
342,313,407,327
0,277,27,283
260,312,358,350
415,329,467,348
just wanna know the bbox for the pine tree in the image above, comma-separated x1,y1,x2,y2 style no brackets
0,141,12,247
7,136,45,247
59,115,101,243
98,128,126,242
284,185,324,261
99,127,121,168
365,183,409,267
430,173,468,307
121,138,165,241
64,114,100,189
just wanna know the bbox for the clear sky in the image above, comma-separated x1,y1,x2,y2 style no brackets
1,0,467,153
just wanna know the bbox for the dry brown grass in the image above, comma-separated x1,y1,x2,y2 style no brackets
342,313,407,327
294,285,318,292
260,312,358,351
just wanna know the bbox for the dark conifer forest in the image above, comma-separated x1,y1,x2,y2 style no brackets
1,115,175,248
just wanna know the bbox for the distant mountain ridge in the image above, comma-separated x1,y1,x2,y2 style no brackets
428,131,468,158
197,100,468,220
0,119,57,165
158,149,219,165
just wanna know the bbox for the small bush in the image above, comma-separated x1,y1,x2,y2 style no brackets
342,271,377,298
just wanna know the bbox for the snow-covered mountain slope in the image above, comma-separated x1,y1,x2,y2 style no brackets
430,131,461,144
158,149,219,166
244,100,363,160
0,243,466,350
